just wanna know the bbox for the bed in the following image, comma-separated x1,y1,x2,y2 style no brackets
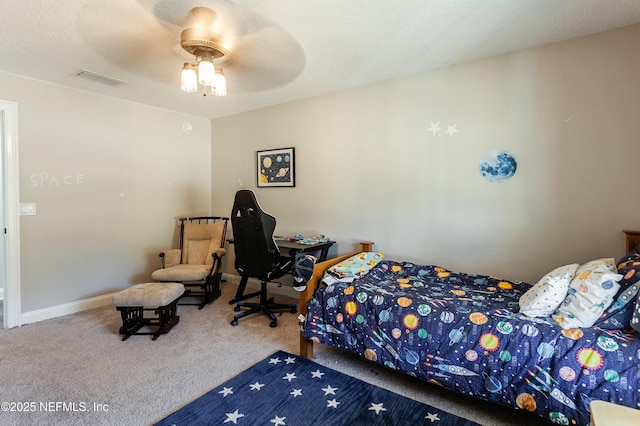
299,242,640,425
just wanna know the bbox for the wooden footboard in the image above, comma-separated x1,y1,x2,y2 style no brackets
299,241,374,359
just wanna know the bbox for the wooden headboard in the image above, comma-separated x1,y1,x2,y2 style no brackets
623,230,640,253
298,241,374,359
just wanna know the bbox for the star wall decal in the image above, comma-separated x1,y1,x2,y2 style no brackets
444,124,459,137
428,122,441,135
428,121,460,138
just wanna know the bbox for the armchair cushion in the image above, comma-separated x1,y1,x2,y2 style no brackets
151,264,212,282
182,222,226,265
160,249,182,268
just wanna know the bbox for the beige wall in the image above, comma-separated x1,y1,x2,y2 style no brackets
0,74,212,313
212,24,640,284
2,23,639,319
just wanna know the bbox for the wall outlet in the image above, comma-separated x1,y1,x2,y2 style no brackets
20,203,36,216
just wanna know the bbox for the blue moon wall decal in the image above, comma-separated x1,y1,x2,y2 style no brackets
479,149,517,183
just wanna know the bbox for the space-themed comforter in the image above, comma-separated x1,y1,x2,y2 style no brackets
302,259,640,425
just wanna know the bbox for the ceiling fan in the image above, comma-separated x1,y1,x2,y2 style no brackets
179,6,230,96
76,2,306,95
171,4,307,96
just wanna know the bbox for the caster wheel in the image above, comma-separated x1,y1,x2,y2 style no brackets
234,306,241,312
270,321,277,328
231,320,238,326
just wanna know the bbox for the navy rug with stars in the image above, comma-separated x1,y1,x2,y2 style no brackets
155,350,479,426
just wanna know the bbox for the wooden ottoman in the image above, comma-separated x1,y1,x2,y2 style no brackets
113,282,185,341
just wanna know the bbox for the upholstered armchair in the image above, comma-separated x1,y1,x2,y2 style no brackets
151,216,228,309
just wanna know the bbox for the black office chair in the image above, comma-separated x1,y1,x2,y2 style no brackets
230,189,297,327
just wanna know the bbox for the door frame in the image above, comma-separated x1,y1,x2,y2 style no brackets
1,100,21,329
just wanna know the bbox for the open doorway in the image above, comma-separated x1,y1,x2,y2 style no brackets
1,109,3,328
1,100,21,329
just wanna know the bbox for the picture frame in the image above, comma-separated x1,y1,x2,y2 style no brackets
256,147,295,187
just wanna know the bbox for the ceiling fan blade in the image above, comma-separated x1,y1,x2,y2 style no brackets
226,27,305,92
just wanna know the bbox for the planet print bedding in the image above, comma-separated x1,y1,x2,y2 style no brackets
302,259,640,425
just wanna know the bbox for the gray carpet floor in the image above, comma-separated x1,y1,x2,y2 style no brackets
0,282,548,425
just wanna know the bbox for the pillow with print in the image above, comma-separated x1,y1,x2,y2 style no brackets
594,249,640,329
519,263,578,317
552,258,622,329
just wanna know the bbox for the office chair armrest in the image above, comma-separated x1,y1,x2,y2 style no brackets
158,249,181,268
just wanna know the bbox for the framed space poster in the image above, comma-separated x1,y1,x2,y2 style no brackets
257,147,295,187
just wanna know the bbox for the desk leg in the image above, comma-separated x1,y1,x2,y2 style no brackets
318,247,330,262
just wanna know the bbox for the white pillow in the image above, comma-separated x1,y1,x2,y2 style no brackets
519,264,578,317
552,258,622,329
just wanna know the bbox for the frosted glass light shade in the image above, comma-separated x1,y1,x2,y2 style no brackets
180,63,198,92
198,59,215,87
213,69,227,96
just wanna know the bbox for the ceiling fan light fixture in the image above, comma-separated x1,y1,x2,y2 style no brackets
179,7,230,97
197,55,216,87
213,69,227,96
181,63,198,92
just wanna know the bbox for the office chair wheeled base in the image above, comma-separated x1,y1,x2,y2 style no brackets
230,281,297,328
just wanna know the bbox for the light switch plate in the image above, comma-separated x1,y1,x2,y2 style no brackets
20,203,36,216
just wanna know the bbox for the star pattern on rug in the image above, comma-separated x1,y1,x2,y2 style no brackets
270,415,286,425
322,384,337,395
368,402,387,414
282,372,297,382
224,409,244,424
425,412,440,422
219,387,234,397
269,357,282,365
249,382,265,391
158,351,478,426
327,398,341,408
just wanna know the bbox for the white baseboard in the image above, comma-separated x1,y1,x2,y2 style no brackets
20,292,117,326
16,275,299,327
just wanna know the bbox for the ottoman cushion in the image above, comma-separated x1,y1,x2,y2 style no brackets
113,282,184,307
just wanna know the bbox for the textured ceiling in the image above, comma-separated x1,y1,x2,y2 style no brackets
2,0,640,119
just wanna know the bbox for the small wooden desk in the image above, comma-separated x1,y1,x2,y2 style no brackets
229,239,336,304
276,239,336,262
